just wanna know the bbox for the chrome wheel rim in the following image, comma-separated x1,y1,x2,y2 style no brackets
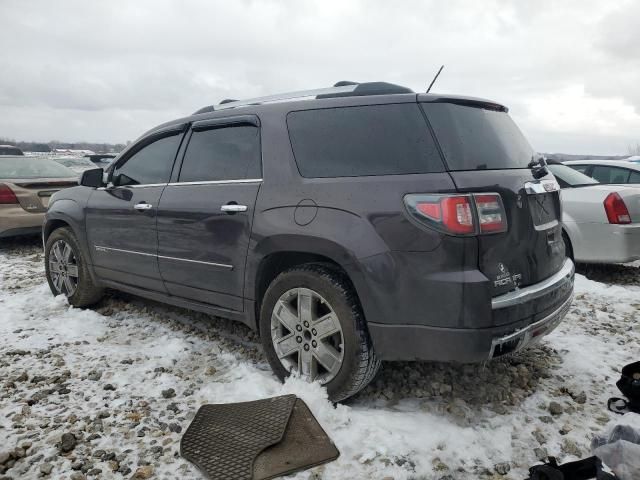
270,287,344,384
48,240,79,297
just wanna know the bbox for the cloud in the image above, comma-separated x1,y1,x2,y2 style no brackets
0,0,638,153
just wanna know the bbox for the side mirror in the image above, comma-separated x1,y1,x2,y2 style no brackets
80,168,105,188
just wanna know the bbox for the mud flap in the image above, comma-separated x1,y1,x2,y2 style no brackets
180,394,339,480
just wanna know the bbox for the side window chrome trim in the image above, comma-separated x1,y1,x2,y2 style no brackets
96,183,168,191
167,178,263,186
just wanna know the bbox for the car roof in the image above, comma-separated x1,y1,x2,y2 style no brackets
564,159,640,171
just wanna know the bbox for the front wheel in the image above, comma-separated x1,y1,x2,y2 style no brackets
45,227,104,307
259,264,380,402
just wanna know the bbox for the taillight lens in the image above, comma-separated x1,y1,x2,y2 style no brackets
603,192,631,224
405,193,507,236
0,183,18,204
474,193,508,233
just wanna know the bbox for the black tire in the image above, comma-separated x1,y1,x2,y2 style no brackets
45,227,104,307
562,231,574,262
259,263,380,402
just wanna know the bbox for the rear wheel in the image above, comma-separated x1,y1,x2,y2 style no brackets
562,231,574,262
45,227,104,307
260,263,380,402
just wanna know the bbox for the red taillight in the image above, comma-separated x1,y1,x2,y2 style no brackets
474,193,508,233
0,184,18,204
441,196,475,234
405,193,507,236
603,192,631,224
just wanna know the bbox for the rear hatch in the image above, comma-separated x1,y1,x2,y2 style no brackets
420,98,566,297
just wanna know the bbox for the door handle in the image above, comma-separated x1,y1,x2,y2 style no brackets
134,202,153,211
221,204,248,213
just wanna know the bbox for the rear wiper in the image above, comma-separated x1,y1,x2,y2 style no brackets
528,156,549,179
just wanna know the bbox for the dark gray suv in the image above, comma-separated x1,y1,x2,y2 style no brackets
43,82,575,401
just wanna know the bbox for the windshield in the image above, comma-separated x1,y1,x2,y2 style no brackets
548,163,599,187
422,103,534,171
0,156,77,179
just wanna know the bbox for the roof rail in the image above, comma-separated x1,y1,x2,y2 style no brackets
192,81,413,115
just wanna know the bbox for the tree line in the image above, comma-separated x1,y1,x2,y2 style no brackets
0,137,127,153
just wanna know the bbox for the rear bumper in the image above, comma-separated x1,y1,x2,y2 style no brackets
0,205,43,238
368,259,574,362
571,222,640,264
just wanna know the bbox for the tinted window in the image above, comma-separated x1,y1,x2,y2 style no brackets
591,166,630,184
178,126,261,182
287,104,444,178
629,171,640,183
423,103,534,171
570,164,590,174
0,157,76,179
113,133,182,186
548,164,598,187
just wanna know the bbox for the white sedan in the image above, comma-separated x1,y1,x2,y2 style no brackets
547,162,640,264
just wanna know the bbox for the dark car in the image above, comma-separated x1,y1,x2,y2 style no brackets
43,82,574,401
0,145,24,156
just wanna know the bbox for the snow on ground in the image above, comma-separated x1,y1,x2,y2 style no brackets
0,237,638,480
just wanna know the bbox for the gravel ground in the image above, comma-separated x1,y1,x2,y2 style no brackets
0,236,638,480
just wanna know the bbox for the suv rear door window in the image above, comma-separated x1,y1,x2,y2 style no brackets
112,133,182,186
422,103,534,171
178,126,261,182
287,104,444,178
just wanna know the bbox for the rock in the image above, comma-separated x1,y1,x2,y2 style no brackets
539,416,554,424
40,463,54,475
87,371,102,381
205,366,217,376
103,384,116,391
559,424,573,435
572,391,587,404
495,462,511,475
167,403,179,413
532,429,547,445
161,388,176,399
92,450,106,459
561,438,582,457
168,423,182,433
0,452,10,464
549,401,563,416
97,411,110,419
132,465,154,479
534,447,548,461
70,473,86,480
15,372,28,382
60,432,77,453
71,461,83,470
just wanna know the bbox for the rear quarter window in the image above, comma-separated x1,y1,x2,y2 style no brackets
422,103,534,171
287,104,444,178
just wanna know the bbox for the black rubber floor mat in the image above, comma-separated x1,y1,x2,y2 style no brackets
180,394,339,480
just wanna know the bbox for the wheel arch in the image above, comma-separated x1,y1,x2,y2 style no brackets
247,235,372,334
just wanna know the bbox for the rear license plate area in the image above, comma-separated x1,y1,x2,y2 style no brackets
528,192,558,230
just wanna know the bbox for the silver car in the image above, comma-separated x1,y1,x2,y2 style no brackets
548,162,640,263
564,159,640,185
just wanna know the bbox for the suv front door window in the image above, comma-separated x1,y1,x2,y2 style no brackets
156,118,262,310
86,130,184,291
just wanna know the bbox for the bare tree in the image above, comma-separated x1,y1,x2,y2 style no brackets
628,142,640,156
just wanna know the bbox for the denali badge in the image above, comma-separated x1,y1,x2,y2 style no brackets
494,263,523,288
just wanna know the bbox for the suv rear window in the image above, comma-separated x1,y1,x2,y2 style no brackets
422,103,534,171
287,104,444,178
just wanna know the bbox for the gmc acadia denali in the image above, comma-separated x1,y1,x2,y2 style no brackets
43,81,575,401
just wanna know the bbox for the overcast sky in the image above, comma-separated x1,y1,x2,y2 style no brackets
1,0,639,154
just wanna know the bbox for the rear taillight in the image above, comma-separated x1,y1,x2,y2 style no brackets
474,193,508,233
0,184,18,204
603,192,631,224
405,193,507,235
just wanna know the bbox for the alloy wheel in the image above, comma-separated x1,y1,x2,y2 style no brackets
48,240,79,297
270,287,344,384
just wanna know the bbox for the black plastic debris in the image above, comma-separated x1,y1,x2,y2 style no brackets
608,361,640,415
180,394,339,480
